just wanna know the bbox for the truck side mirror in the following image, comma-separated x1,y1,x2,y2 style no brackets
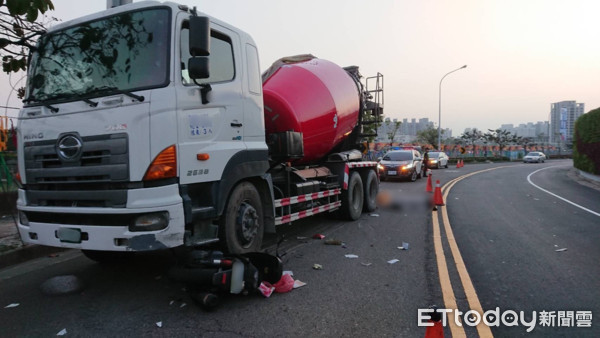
188,57,210,79
188,16,210,80
189,16,210,56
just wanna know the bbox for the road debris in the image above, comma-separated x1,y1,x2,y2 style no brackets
387,259,399,264
312,234,325,240
4,303,19,308
324,239,343,245
293,280,307,289
313,264,323,270
361,262,372,267
397,242,410,250
345,254,359,258
259,283,275,298
369,213,380,217
180,303,187,308
555,248,567,252
57,328,67,336
283,270,293,276
156,321,163,328
296,236,308,240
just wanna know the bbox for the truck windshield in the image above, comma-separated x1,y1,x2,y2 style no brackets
25,8,170,104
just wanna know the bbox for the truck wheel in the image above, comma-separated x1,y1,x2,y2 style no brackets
341,172,364,220
81,250,134,264
221,182,264,254
363,169,379,212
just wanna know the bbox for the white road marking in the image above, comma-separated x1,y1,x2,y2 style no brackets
527,166,600,217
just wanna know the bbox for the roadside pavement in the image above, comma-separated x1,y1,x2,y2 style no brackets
0,217,68,269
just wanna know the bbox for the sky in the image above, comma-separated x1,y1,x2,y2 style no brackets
2,0,599,135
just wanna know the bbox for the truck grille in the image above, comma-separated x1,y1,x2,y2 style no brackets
23,133,130,208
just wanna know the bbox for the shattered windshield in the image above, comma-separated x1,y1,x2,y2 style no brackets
25,8,170,104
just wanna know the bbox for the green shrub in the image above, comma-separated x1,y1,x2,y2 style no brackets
573,107,600,174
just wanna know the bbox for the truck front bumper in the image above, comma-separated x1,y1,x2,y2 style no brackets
16,184,186,251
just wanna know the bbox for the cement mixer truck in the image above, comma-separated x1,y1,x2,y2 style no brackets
15,1,384,260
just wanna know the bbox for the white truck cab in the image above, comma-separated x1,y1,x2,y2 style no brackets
17,2,272,256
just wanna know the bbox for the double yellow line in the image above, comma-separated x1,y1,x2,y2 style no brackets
432,167,509,337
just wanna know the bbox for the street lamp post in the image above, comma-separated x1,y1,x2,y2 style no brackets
438,65,467,151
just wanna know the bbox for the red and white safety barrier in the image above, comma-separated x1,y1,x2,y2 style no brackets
343,161,378,189
275,200,342,225
275,188,341,207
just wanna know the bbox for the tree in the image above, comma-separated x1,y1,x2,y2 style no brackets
385,119,401,146
484,129,517,157
1,0,55,98
417,126,442,149
516,136,536,154
460,128,483,156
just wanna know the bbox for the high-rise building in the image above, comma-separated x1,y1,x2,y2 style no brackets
550,101,585,145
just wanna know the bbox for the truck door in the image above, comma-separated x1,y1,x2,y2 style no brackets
176,14,246,185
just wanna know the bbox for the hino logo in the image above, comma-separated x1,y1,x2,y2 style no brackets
23,133,44,140
57,135,83,160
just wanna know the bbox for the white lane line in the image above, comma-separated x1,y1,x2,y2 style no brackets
527,165,600,218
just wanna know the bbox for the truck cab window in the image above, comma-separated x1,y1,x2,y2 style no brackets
181,24,235,85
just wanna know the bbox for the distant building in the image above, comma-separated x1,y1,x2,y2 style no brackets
497,121,549,139
550,101,584,145
376,117,435,143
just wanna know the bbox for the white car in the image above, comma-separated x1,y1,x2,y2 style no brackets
426,151,449,169
523,152,547,163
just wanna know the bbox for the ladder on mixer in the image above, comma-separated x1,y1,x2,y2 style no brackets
358,73,384,138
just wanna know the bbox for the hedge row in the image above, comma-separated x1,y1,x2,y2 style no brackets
573,107,600,175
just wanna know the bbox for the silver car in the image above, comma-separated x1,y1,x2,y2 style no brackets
523,152,547,163
426,151,449,169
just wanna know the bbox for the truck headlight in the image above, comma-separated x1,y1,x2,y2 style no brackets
129,212,169,232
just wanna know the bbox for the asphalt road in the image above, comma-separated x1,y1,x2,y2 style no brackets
0,170,438,337
445,160,600,337
0,159,597,337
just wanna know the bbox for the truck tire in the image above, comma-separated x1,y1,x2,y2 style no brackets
220,182,264,254
81,250,134,264
341,172,364,220
363,169,379,212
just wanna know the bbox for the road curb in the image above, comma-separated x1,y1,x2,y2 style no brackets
578,169,600,184
0,244,69,270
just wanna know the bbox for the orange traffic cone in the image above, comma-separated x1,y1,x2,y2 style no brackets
433,180,444,206
460,159,464,167
424,321,444,338
424,305,444,338
455,159,461,168
426,171,433,193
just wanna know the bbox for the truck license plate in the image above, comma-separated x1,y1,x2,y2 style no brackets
387,170,397,175
57,228,82,244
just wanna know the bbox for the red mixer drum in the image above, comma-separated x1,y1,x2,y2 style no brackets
262,56,360,164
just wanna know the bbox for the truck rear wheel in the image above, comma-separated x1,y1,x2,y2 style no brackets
363,169,378,212
221,182,264,254
341,172,364,220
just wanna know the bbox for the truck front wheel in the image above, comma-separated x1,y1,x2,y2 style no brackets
221,182,264,254
341,172,364,220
